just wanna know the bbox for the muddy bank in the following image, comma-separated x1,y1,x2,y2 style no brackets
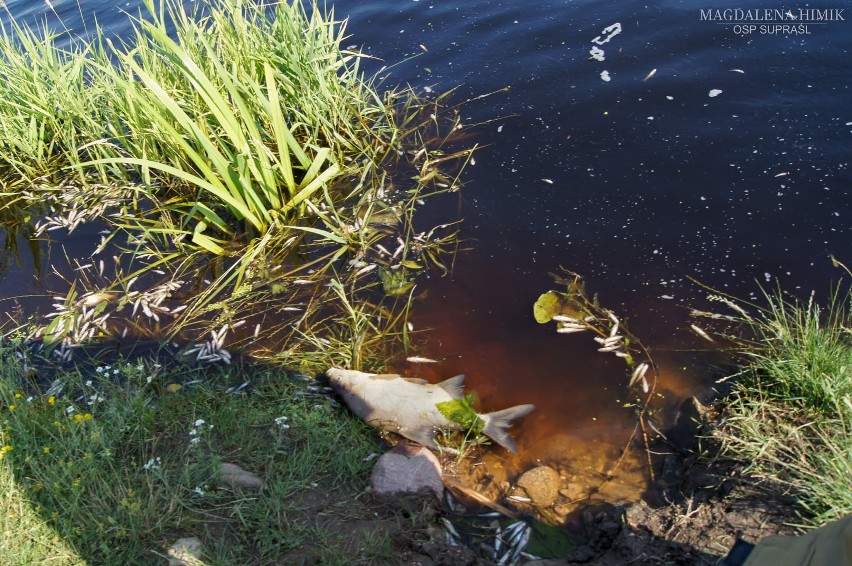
377,397,804,565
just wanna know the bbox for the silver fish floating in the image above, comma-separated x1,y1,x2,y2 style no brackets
326,368,534,453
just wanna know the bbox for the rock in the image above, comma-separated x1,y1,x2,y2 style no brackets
371,445,443,498
167,537,203,566
219,462,265,489
558,484,585,502
516,466,561,507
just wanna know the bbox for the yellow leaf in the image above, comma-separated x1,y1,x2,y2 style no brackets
533,291,564,324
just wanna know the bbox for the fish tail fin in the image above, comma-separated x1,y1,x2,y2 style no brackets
481,404,535,453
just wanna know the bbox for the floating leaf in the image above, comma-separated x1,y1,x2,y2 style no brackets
533,291,564,324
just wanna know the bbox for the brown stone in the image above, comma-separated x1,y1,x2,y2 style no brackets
516,465,561,507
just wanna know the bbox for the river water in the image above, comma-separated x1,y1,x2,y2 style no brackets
2,0,850,507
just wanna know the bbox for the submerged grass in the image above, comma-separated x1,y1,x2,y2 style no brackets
704,283,852,526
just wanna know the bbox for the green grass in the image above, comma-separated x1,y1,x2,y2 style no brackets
713,284,852,526
0,336,416,564
0,0,472,371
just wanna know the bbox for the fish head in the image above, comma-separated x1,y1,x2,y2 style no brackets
325,368,374,419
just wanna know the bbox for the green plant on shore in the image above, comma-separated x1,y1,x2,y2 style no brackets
694,280,852,526
0,336,406,564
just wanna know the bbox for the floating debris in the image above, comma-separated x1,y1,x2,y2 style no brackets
600,70,611,82
643,68,657,81
591,22,622,45
589,46,605,61
709,89,723,97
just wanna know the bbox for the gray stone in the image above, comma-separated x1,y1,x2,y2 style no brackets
167,537,203,566
219,462,265,489
371,445,443,498
516,466,562,507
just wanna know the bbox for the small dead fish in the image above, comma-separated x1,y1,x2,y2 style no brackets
643,68,657,81
326,368,534,453
406,356,439,364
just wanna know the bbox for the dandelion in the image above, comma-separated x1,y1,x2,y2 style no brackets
8,405,15,411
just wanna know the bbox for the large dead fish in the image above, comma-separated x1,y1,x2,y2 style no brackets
326,368,534,453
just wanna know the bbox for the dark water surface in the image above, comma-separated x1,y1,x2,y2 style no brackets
2,0,850,505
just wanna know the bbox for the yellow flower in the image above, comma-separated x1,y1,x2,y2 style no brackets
0,445,12,459
48,396,56,406
14,393,21,399
43,446,50,454
84,413,92,421
8,405,15,411
71,477,81,489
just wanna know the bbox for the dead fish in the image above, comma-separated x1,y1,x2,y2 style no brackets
326,368,534,453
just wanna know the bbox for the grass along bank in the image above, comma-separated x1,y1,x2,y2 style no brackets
0,335,426,564
696,280,852,527
0,0,473,371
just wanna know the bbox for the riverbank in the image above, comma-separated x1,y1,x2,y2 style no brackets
2,275,848,564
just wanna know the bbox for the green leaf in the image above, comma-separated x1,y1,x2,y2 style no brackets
436,393,485,436
533,291,564,324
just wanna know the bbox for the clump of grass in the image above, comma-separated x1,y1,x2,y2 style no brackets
0,0,474,371
708,283,852,526
0,335,400,564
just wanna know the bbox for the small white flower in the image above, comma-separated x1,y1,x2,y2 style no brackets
189,429,198,436
189,437,200,445
193,419,206,427
96,367,104,374
66,406,76,414
146,375,153,384
192,486,205,496
85,380,92,387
